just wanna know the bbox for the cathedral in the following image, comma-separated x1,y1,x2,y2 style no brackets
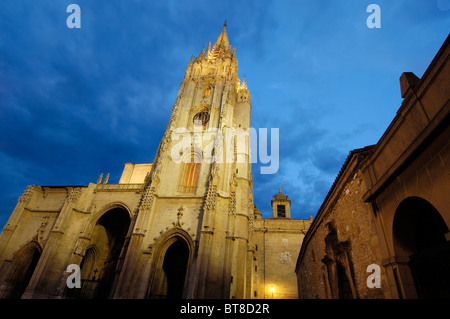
0,24,311,299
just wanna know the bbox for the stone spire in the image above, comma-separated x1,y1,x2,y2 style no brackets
209,21,232,59
186,23,238,80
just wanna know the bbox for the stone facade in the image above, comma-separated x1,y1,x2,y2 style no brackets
252,217,311,299
296,35,450,299
360,34,450,299
0,24,310,299
295,147,387,299
250,190,311,299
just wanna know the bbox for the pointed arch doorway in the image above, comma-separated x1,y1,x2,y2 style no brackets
161,240,189,299
148,232,193,299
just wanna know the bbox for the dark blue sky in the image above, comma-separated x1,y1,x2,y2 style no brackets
0,0,449,227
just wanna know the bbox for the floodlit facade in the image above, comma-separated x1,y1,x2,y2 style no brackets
0,24,311,299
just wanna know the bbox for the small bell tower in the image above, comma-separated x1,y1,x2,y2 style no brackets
271,186,291,218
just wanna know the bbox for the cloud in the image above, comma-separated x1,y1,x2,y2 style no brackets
0,0,448,228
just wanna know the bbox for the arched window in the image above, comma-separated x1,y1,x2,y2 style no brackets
193,111,210,130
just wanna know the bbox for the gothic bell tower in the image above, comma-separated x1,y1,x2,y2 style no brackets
113,23,255,299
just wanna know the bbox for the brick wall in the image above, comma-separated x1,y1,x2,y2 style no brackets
296,151,388,299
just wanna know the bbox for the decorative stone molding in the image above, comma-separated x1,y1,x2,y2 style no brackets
140,186,156,211
143,172,151,185
72,236,91,256
171,206,185,228
96,183,144,193
192,102,211,113
18,185,36,204
142,245,153,255
228,191,236,215
67,187,82,203
205,184,217,210
87,201,96,213
229,169,237,187
73,208,90,214
210,162,218,178
23,208,59,214
248,217,254,234
279,251,292,264
73,243,83,256
37,216,49,242
152,223,195,246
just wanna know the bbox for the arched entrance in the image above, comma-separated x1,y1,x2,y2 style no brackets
74,207,131,299
161,240,189,299
5,242,41,299
393,197,450,298
148,232,193,299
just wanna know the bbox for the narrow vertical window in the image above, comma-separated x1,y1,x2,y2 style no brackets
277,205,286,218
204,86,211,97
179,153,200,193
182,162,199,193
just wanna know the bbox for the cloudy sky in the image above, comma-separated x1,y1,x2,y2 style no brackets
0,0,448,227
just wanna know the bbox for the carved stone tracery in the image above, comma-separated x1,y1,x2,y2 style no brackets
18,185,36,204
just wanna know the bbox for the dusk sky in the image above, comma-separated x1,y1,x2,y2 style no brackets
0,0,449,228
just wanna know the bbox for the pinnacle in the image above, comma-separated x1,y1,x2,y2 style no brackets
239,78,248,90
209,22,232,58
